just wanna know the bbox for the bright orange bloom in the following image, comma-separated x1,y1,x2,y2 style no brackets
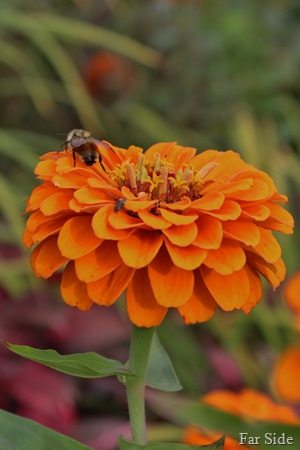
272,345,300,403
23,142,293,327
183,389,300,448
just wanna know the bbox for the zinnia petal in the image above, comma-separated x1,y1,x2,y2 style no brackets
58,215,103,259
178,276,216,324
193,216,223,249
61,261,93,311
87,263,134,305
30,236,67,278
163,222,198,247
165,238,207,270
203,240,246,275
201,265,250,310
148,246,194,307
92,204,133,240
127,268,168,327
118,230,163,268
75,240,121,282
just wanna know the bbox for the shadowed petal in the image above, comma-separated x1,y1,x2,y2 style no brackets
127,268,168,327
87,263,134,305
203,240,246,275
165,238,207,270
201,265,250,310
148,246,194,307
61,261,93,311
193,216,223,249
58,216,103,259
178,276,217,324
163,222,198,247
118,230,163,268
92,204,133,240
75,240,121,282
31,236,67,278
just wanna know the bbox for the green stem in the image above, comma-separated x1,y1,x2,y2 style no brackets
126,324,155,445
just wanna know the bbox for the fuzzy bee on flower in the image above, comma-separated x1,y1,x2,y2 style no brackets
58,129,112,172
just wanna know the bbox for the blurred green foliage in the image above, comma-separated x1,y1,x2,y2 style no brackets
0,1,300,441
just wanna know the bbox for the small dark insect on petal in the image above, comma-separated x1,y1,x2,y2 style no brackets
114,198,127,212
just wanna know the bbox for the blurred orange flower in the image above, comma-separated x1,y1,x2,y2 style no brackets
283,271,300,317
83,51,136,100
183,388,300,448
272,345,300,403
23,141,293,327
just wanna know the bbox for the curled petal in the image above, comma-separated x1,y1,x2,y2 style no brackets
61,261,93,311
41,191,74,215
138,209,172,230
178,275,217,324
248,228,281,264
205,200,241,220
58,215,103,259
189,192,225,211
242,265,263,314
118,230,163,268
148,246,194,307
248,254,286,288
87,263,134,305
127,268,168,327
31,236,67,278
74,187,112,205
162,197,191,210
190,149,219,170
242,204,270,221
201,265,250,310
159,208,198,225
223,220,260,246
203,240,246,275
108,210,144,229
26,183,58,211
92,204,133,240
227,179,270,201
165,238,207,270
163,222,198,247
193,216,223,249
75,241,121,282
32,217,67,244
144,142,176,160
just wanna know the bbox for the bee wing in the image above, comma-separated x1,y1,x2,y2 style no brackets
71,137,87,147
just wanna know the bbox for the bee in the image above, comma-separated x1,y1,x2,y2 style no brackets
114,198,127,213
58,129,109,172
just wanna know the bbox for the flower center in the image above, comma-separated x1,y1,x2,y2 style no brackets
110,152,207,203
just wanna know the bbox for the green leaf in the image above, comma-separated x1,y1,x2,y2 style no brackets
0,409,91,450
146,332,182,392
4,343,133,379
119,436,224,449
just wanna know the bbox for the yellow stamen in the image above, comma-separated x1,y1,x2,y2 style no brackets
126,164,137,189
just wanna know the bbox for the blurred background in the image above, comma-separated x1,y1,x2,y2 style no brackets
0,0,300,449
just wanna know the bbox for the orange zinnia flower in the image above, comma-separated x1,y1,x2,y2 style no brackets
272,345,300,403
183,388,300,448
23,141,293,327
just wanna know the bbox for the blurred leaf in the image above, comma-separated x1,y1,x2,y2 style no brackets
0,9,161,68
148,392,300,449
0,409,91,450
119,436,224,450
5,343,134,379
146,331,182,392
